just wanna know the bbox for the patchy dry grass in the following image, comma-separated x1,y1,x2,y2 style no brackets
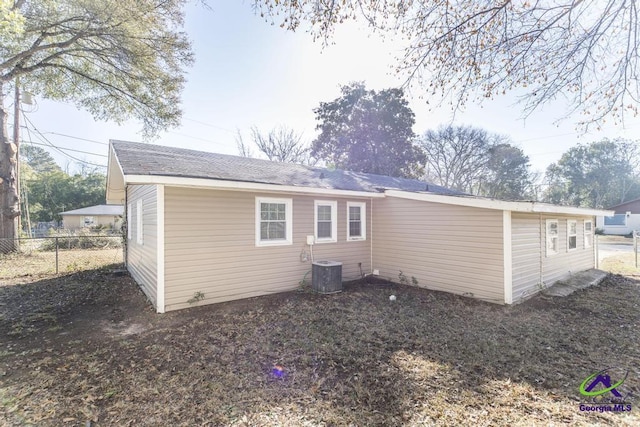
600,253,640,277
0,261,639,426
0,248,123,283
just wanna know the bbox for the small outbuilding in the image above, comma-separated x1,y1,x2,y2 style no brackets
106,140,612,313
59,204,124,231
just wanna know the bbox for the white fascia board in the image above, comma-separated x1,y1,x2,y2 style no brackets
123,174,385,198
529,204,614,217
384,190,614,217
106,145,126,205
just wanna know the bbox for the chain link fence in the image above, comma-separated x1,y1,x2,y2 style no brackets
0,233,124,280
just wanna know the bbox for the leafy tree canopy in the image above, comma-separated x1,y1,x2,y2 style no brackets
2,0,193,135
543,139,640,208
24,169,106,223
20,144,61,174
312,82,424,178
255,0,639,129
1,0,193,247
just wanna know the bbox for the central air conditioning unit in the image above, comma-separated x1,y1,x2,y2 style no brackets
312,260,343,294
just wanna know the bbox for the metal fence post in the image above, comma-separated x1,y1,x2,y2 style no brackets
634,231,638,269
55,236,59,274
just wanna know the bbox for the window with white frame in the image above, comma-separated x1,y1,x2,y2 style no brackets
567,220,577,250
83,216,95,227
136,199,143,245
584,220,593,248
347,201,366,241
546,219,559,256
256,197,293,246
127,203,132,240
314,200,337,243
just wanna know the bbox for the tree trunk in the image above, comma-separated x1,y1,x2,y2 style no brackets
0,81,19,253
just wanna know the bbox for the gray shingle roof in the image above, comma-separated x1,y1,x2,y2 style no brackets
111,140,463,196
60,204,124,216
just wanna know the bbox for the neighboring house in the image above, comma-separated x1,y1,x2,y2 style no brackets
106,140,612,313
59,204,124,230
596,198,640,235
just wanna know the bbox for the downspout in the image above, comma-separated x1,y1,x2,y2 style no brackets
124,185,128,267
539,213,544,287
370,197,373,275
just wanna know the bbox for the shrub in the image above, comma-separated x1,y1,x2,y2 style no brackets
40,231,122,251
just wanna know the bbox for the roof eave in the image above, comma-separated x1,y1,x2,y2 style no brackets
122,174,386,198
106,142,126,204
384,190,614,216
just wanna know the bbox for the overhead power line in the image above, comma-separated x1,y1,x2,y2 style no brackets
23,140,107,158
21,113,107,168
42,132,108,146
183,117,235,133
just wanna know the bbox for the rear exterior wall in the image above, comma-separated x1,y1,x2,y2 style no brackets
371,197,505,303
162,187,372,311
511,213,595,301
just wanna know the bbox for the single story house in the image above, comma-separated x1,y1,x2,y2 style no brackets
59,204,124,230
106,140,612,313
596,198,640,235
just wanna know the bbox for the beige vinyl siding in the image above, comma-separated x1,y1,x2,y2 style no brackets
371,197,504,303
61,214,121,230
163,187,372,311
511,213,595,301
511,213,543,301
126,185,158,307
541,214,595,284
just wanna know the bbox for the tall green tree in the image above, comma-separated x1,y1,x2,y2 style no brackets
420,125,532,199
19,145,60,174
256,1,639,130
482,144,533,200
543,139,640,208
312,82,424,178
26,170,106,223
1,0,193,250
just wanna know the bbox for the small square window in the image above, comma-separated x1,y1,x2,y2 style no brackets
314,201,337,243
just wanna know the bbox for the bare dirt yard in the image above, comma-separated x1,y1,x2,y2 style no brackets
1,252,639,426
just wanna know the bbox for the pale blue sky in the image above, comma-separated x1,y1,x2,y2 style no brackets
17,1,640,175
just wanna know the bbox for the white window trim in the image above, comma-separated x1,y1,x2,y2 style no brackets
314,200,338,243
83,216,95,226
584,220,593,248
255,197,293,247
546,219,559,257
567,219,577,251
127,203,132,240
136,199,143,245
346,201,367,241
